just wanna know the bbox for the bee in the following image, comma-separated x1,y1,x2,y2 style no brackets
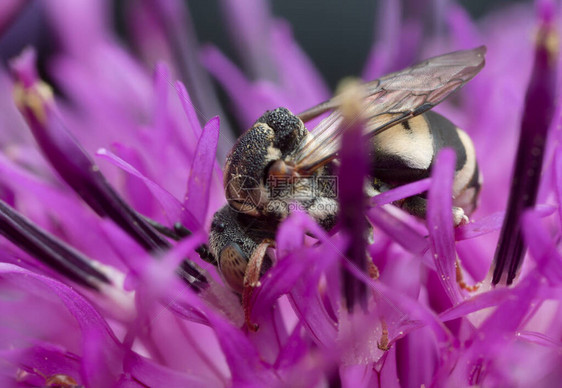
200,47,486,325
207,46,485,293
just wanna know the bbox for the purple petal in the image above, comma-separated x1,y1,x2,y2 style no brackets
43,0,109,57
517,330,562,350
439,287,511,322
370,178,431,206
338,256,451,345
258,212,341,347
366,207,429,257
363,0,423,80
455,204,554,241
379,347,401,388
183,116,220,227
0,0,28,36
111,144,156,217
165,280,276,385
124,352,210,388
0,343,82,387
554,147,562,224
521,210,562,285
200,45,284,127
0,264,124,386
460,274,542,385
275,211,307,256
126,0,174,72
206,315,276,386
455,210,504,240
446,4,482,49
376,245,423,297
270,20,330,108
219,0,276,80
289,283,338,348
118,236,276,385
122,231,207,297
362,0,402,80
427,148,463,304
255,242,342,331
276,209,336,252
340,364,376,387
396,326,438,388
175,80,203,138
151,62,173,147
96,147,196,228
0,71,33,147
213,1,330,122
148,63,204,168
130,0,235,152
274,322,308,369
9,46,37,87
248,307,290,365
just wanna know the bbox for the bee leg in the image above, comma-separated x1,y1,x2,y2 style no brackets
397,195,468,226
242,241,274,332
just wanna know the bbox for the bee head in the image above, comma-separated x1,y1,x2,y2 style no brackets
223,107,308,217
255,107,307,155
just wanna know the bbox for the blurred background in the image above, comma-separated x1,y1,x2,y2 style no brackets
0,0,535,147
188,0,530,88
0,0,532,88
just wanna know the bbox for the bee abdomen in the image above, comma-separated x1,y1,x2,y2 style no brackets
370,111,481,216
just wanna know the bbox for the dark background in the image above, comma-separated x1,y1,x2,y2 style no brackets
188,0,530,88
0,0,531,90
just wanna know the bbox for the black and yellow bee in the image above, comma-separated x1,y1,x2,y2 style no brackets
206,46,486,309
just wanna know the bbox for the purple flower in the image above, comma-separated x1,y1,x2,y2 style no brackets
0,0,561,387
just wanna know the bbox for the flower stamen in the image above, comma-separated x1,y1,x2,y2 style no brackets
9,48,208,291
0,199,110,289
492,8,558,285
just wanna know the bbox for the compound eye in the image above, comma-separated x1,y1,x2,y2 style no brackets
218,243,248,294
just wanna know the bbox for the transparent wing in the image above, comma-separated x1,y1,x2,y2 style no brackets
294,46,486,173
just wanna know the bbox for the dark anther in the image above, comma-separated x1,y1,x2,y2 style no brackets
143,217,217,266
492,21,556,286
173,222,192,238
177,260,208,292
0,199,110,289
195,245,217,265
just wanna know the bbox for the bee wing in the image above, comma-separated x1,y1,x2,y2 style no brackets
294,46,486,173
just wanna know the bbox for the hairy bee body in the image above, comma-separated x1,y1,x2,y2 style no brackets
207,47,486,294
210,106,481,291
